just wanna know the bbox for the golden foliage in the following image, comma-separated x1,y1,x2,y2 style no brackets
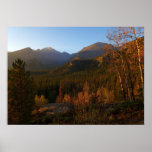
63,94,71,103
35,95,48,106
96,87,114,103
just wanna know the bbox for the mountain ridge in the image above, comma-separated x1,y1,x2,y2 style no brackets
8,42,111,71
8,47,73,71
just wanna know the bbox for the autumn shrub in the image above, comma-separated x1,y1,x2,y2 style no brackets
35,94,48,107
63,94,71,103
96,87,114,103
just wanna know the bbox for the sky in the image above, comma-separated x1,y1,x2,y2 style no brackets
8,27,113,54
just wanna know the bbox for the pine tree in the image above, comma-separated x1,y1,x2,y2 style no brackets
8,59,35,124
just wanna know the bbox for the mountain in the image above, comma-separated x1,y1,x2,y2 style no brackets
47,42,116,77
8,42,111,72
48,42,111,75
73,42,110,60
8,47,73,71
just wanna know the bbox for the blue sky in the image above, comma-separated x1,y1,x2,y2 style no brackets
8,27,113,53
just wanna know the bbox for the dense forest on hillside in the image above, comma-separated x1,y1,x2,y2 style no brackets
8,27,144,125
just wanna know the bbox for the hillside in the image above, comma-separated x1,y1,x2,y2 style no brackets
48,59,100,77
47,49,111,77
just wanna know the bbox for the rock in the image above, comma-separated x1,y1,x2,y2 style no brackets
39,103,74,115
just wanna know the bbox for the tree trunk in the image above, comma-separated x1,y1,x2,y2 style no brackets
119,52,133,102
117,70,126,101
132,28,144,97
124,54,136,102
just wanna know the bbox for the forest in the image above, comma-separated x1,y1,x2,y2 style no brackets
8,27,144,125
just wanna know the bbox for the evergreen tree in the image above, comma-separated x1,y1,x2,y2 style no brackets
8,59,35,124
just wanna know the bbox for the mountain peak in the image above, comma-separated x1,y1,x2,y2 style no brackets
41,47,54,51
22,47,32,50
22,47,33,50
79,42,106,52
15,47,33,53
94,42,106,45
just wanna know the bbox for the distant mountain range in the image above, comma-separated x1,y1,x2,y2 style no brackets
8,42,111,71
8,47,73,71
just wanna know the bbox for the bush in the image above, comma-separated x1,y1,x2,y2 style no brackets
35,94,48,106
